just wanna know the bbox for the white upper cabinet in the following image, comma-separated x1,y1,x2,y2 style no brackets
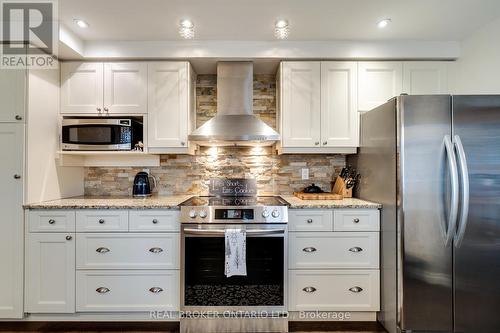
0,69,25,122
61,62,147,114
61,62,104,114
147,62,194,151
321,62,358,147
403,61,448,95
104,62,147,114
280,62,321,147
358,62,403,111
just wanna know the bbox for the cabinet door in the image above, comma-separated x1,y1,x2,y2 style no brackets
403,61,448,95
148,62,189,148
321,62,358,147
60,62,103,114
104,62,147,114
0,69,25,122
358,62,403,111
0,124,23,318
26,233,75,313
281,62,321,147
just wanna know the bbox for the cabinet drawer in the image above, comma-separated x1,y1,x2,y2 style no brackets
129,210,180,232
76,270,179,312
76,210,128,232
289,232,379,269
28,210,75,232
289,210,333,232
334,209,380,231
289,270,380,311
76,233,179,270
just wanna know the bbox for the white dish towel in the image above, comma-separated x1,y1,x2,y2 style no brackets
224,229,247,277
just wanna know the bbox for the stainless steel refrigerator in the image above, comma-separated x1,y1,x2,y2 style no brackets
349,95,500,333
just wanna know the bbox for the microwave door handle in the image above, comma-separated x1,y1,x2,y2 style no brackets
443,135,460,247
453,135,470,248
183,228,286,236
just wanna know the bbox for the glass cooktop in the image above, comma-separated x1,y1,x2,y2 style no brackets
180,196,288,207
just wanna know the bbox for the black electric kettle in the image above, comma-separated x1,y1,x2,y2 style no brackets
132,172,157,197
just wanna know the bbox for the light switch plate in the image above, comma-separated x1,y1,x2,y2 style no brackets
301,168,309,180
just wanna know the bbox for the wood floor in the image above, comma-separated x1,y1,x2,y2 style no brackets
0,321,387,332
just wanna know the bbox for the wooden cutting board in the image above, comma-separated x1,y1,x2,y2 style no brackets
293,192,343,200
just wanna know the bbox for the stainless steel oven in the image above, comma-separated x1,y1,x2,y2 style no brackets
181,223,287,313
61,118,142,151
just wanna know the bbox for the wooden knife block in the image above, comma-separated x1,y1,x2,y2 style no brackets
331,176,353,198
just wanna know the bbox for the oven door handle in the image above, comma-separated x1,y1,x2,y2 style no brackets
183,228,286,236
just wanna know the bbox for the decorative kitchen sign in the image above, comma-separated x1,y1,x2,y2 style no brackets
209,178,257,197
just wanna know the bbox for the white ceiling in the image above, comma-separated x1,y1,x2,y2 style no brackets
60,0,500,42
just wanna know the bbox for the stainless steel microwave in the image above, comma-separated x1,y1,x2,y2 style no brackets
61,118,143,151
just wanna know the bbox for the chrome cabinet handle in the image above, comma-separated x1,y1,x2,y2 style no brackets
48,219,56,224
302,247,317,253
66,235,72,240
306,218,313,224
96,247,110,254
149,287,163,293
349,247,363,252
152,219,159,224
302,286,317,293
98,219,105,224
443,135,460,247
314,141,319,146
353,218,360,223
96,287,110,294
349,286,363,293
181,141,186,146
13,174,21,179
323,141,327,145
103,107,109,112
149,247,163,254
96,107,102,112
453,135,470,248
15,115,23,120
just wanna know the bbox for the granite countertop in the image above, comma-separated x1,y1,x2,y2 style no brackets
25,195,381,210
24,195,193,210
280,195,382,209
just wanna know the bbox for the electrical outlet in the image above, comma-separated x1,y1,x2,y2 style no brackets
301,168,309,180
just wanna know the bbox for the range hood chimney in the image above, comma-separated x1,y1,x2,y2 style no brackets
188,62,280,146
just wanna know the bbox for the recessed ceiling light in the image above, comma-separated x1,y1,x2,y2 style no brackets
377,18,391,29
275,19,290,40
179,19,195,39
74,19,89,29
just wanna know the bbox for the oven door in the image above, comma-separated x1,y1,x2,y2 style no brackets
181,224,287,313
61,119,132,150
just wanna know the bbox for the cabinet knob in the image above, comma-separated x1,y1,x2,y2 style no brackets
149,287,163,294
315,141,320,146
96,287,110,294
302,247,317,253
349,247,363,253
149,247,163,254
104,107,109,112
65,235,72,241
15,115,23,120
152,219,159,224
306,218,313,224
96,107,102,112
349,286,363,293
302,286,317,293
323,141,327,145
98,219,105,224
181,141,186,146
96,247,110,254
13,174,21,179
48,219,56,224
353,218,360,223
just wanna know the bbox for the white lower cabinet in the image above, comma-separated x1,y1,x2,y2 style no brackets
76,270,179,312
288,270,380,311
25,233,76,313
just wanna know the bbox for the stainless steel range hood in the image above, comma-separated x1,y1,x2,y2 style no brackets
188,62,280,146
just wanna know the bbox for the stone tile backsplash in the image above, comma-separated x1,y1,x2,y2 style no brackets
84,74,346,196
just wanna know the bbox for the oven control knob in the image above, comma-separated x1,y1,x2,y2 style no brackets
199,210,207,218
189,210,197,218
272,209,280,218
262,210,270,218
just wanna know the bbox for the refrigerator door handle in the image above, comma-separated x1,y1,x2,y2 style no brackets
453,135,470,248
443,135,460,247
